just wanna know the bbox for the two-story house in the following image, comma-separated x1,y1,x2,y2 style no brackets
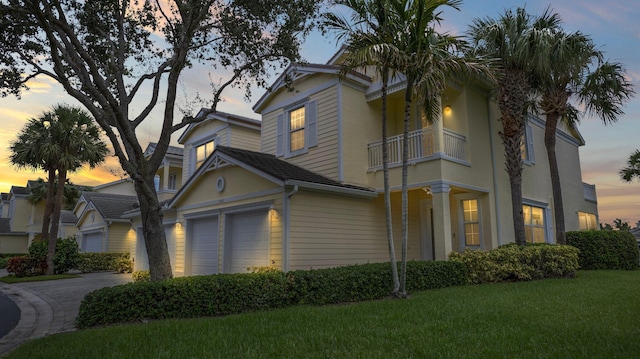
127,48,598,277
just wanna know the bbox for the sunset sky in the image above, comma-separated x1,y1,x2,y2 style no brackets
0,0,638,226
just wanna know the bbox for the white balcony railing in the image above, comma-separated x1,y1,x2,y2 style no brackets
367,127,466,169
583,182,597,202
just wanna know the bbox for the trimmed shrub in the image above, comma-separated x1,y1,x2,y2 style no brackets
24,236,81,274
6,256,47,277
77,252,131,273
132,270,150,283
449,244,579,284
567,230,639,270
77,261,468,329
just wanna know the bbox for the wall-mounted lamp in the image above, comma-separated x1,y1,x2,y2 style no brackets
269,204,278,219
443,105,452,116
422,186,432,195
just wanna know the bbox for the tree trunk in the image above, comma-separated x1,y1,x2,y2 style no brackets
544,112,566,244
46,168,66,275
381,72,400,296
134,176,173,281
399,80,414,298
39,169,56,242
501,130,526,245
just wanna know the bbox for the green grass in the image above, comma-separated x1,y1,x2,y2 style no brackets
0,274,81,283
7,271,640,358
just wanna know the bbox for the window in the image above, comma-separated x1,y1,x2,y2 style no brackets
523,204,546,243
578,212,598,230
195,140,215,169
154,175,160,191
168,173,177,190
521,122,535,164
276,100,317,157
462,199,480,246
289,107,305,152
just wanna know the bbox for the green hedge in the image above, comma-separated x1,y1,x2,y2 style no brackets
77,252,133,273
0,254,26,269
77,261,468,328
566,230,639,270
449,244,580,284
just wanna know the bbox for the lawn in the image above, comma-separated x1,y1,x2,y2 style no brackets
6,270,640,358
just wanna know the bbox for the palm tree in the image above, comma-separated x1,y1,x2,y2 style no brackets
535,25,634,244
393,0,491,296
467,7,559,245
323,0,402,295
10,104,108,274
621,150,640,182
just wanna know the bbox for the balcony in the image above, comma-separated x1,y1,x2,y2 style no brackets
583,183,597,202
367,127,466,170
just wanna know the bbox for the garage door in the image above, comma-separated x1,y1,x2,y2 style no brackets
82,232,103,252
227,211,269,273
190,217,219,275
135,228,149,271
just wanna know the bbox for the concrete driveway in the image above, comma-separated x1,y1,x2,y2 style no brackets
0,269,132,356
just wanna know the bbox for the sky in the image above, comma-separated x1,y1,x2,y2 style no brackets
0,0,638,226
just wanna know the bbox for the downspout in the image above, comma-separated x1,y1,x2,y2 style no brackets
282,185,299,272
105,220,112,252
487,97,502,247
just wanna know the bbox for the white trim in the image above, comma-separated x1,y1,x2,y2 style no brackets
337,82,344,182
284,180,377,198
177,188,283,212
386,180,489,194
257,79,337,115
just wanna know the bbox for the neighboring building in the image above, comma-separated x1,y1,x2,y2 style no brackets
73,192,138,253
127,48,598,276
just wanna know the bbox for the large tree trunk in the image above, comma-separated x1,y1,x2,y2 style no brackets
381,73,400,296
39,169,56,242
544,112,566,244
134,177,173,281
46,168,67,275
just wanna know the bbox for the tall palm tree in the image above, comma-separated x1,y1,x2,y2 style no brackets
467,7,559,245
535,25,634,244
620,149,640,182
396,0,492,296
323,0,402,296
10,104,108,274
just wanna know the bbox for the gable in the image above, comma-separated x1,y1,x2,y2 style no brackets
172,164,281,209
76,207,106,228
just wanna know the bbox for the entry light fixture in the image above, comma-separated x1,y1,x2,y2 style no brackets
443,105,452,116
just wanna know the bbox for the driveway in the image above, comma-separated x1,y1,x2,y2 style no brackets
0,270,132,356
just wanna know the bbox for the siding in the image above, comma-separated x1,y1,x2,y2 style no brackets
230,126,261,151
107,223,134,253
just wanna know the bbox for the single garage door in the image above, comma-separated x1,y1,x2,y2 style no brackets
227,211,269,273
135,228,149,271
190,217,219,275
82,232,103,253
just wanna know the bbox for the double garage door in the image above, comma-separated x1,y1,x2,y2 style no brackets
190,211,269,275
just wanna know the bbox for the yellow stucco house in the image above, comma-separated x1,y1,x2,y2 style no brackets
128,49,599,276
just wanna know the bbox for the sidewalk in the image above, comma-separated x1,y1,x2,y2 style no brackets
0,270,132,356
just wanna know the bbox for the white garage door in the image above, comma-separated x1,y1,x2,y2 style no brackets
135,228,149,271
190,217,219,275
82,232,103,253
228,211,269,273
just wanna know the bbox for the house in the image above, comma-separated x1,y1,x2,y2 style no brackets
128,48,598,276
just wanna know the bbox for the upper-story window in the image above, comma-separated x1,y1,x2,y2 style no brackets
168,173,177,190
195,140,215,169
521,121,535,164
276,100,317,157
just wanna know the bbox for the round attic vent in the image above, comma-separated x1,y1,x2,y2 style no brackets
216,176,225,192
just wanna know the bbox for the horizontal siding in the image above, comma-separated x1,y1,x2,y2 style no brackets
261,111,278,154
230,126,261,151
107,223,134,253
288,192,388,269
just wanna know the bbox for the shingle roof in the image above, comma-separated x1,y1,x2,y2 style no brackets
81,192,139,220
1,193,8,201
60,210,78,224
144,142,183,157
10,186,29,195
216,146,374,193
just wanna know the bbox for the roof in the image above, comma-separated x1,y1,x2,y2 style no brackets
144,142,183,157
178,110,261,144
216,146,373,192
10,186,29,196
1,193,7,201
60,210,78,224
80,192,139,220
252,63,372,113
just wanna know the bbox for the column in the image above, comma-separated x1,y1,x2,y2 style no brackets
431,181,452,260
